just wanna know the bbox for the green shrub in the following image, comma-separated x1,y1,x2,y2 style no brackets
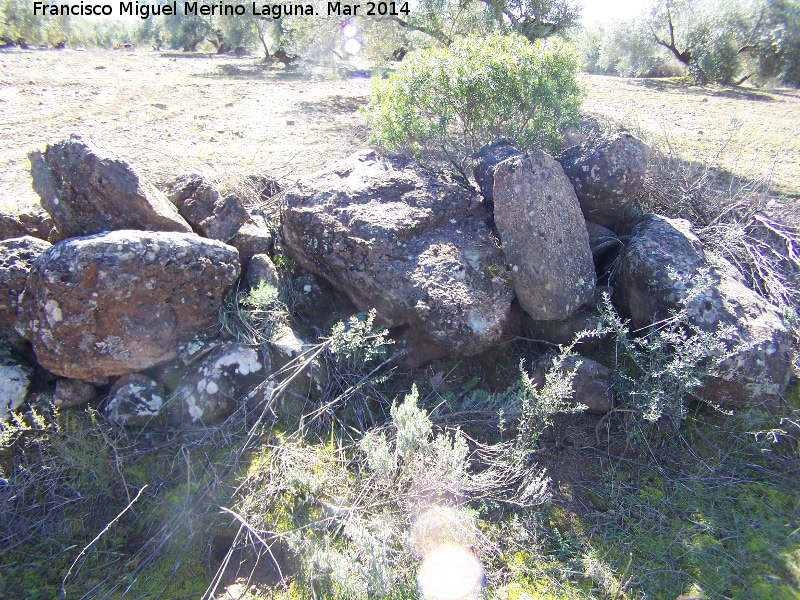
597,279,743,424
689,21,742,84
363,33,582,176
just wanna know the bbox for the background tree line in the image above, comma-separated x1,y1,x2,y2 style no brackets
577,0,800,87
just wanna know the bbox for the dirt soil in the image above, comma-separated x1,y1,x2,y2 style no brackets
1,50,798,209
0,48,372,211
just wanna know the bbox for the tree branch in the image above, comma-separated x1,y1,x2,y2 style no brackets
384,15,453,45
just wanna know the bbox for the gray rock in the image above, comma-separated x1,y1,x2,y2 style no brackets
561,355,613,414
558,132,652,230
614,214,794,409
104,373,167,427
0,344,32,421
282,150,514,357
166,173,248,242
525,287,610,351
28,136,191,238
0,208,52,241
24,230,240,379
472,139,522,205
493,150,596,320
168,342,266,424
53,378,97,408
0,236,51,339
228,215,273,271
247,254,281,290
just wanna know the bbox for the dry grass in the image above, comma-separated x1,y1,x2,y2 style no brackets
1,53,798,215
0,48,371,212
582,74,800,198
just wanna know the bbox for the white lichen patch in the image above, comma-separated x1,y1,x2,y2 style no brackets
0,363,32,422
212,346,262,377
44,299,63,326
467,310,490,332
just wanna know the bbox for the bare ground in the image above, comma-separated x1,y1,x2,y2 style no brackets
0,48,372,211
1,49,798,210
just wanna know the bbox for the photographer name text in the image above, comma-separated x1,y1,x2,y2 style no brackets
32,0,410,18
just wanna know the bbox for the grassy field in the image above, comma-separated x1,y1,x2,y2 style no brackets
0,49,798,212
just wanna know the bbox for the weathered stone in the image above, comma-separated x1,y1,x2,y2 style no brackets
0,236,51,338
247,254,281,290
168,342,266,424
228,215,273,270
561,355,613,414
525,287,610,351
282,150,514,357
16,208,53,240
614,214,794,409
53,378,97,408
558,132,652,230
29,136,191,238
586,221,622,264
0,344,31,421
24,230,240,379
0,212,26,240
472,139,522,206
104,373,167,427
493,150,596,320
166,173,248,242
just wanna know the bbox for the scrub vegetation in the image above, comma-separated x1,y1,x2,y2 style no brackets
1,1,799,598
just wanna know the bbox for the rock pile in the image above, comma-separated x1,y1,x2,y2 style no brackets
0,131,794,427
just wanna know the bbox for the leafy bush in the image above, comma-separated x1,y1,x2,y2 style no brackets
328,309,391,370
688,20,742,84
363,33,582,176
598,283,743,424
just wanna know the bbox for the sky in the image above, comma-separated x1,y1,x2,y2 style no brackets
579,0,652,24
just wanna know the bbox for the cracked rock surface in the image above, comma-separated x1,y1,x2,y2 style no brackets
282,150,514,357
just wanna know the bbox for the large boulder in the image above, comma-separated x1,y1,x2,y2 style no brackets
166,173,249,242
0,236,51,338
558,132,651,230
614,214,794,409
493,150,596,321
1,344,32,422
168,342,266,424
28,136,191,238
282,150,514,357
23,231,240,379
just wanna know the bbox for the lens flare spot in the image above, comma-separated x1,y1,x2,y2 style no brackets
343,38,362,55
342,22,358,38
417,544,484,600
